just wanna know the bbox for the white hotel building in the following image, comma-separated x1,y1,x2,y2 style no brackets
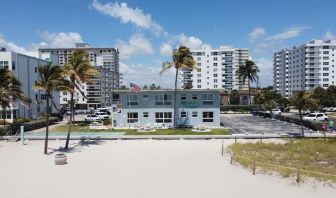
39,43,121,109
179,45,249,92
274,40,336,97
0,48,60,122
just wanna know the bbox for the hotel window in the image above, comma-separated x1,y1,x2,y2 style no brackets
197,85,201,88
323,73,329,76
181,111,187,118
35,67,37,73
323,67,329,71
192,112,198,117
12,61,15,70
197,63,201,66
155,94,172,105
213,57,217,61
197,74,201,77
323,51,329,54
63,98,67,102
213,63,218,66
112,94,119,101
323,84,329,87
192,94,198,100
181,94,187,100
127,94,138,105
143,94,149,99
203,112,214,122
40,94,48,100
197,57,201,61
202,93,214,105
323,62,329,65
155,112,172,123
143,112,149,117
127,112,138,123
63,92,67,95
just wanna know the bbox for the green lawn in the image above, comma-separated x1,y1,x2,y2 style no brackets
229,139,336,183
50,124,228,135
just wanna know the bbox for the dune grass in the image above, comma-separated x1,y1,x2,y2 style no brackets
50,124,228,135
229,139,336,183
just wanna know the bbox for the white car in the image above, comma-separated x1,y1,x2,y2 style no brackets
271,109,281,115
85,114,101,122
95,112,109,119
303,113,328,121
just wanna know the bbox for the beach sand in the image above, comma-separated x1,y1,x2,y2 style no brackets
0,139,334,198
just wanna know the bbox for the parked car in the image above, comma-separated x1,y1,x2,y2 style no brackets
322,107,333,112
271,109,282,115
95,112,110,119
85,114,101,122
303,113,328,121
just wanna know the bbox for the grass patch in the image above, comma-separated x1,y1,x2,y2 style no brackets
50,124,228,135
228,139,336,183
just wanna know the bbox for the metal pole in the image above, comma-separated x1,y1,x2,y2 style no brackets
128,92,130,131
20,125,24,145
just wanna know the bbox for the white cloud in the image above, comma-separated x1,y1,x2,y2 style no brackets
266,27,307,41
91,0,163,36
0,35,28,54
176,33,203,49
254,57,273,87
115,33,154,59
249,27,266,41
120,62,175,88
324,31,336,40
160,42,172,56
32,31,83,49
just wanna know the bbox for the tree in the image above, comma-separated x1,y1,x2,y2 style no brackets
143,85,148,90
160,46,196,128
290,91,318,136
62,49,98,149
230,89,240,105
236,60,260,104
0,69,30,127
33,63,72,154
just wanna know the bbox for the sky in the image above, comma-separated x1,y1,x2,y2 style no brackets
1,0,336,88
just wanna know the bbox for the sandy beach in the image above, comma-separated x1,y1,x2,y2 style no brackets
0,139,335,198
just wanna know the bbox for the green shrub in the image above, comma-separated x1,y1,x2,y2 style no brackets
14,117,31,123
221,105,256,112
10,117,59,132
103,119,112,125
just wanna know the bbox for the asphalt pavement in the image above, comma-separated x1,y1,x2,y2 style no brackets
220,114,314,135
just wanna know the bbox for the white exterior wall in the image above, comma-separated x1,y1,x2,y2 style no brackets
274,40,336,97
180,45,249,92
0,51,59,122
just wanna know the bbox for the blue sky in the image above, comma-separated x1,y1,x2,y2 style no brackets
1,0,336,87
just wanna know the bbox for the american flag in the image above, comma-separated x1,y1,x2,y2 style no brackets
130,82,141,93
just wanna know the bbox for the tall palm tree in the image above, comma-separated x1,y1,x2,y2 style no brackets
290,91,318,136
63,49,98,149
33,63,72,154
0,69,30,128
160,46,196,128
236,60,259,105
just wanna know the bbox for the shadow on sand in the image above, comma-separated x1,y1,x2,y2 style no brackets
48,139,106,155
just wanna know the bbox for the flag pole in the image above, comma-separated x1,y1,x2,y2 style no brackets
128,87,131,132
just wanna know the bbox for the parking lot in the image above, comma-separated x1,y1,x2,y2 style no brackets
220,114,314,135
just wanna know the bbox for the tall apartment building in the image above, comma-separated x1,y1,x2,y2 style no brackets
0,48,60,122
179,45,249,92
274,40,336,97
39,43,120,109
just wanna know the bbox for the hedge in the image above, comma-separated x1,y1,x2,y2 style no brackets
221,105,257,112
256,111,321,131
10,117,60,133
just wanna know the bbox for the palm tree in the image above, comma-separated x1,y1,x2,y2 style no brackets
0,69,30,128
290,91,318,136
236,60,259,104
63,49,98,149
33,63,72,154
160,46,196,128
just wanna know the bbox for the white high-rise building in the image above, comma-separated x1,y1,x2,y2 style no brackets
179,45,249,92
0,48,60,122
274,40,336,97
39,43,121,109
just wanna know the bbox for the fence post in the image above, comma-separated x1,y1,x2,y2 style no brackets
260,138,262,144
235,137,237,144
296,169,300,183
230,154,234,164
221,139,224,157
252,161,256,175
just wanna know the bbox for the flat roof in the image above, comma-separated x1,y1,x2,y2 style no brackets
114,89,220,93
